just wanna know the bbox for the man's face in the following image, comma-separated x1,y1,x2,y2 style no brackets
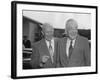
66,26,78,40
44,26,54,41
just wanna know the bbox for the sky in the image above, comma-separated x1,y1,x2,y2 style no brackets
23,10,91,29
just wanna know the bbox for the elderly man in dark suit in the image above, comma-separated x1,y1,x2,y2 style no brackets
58,19,91,67
30,23,59,69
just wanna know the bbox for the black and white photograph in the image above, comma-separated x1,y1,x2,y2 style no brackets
23,10,91,69
11,1,97,79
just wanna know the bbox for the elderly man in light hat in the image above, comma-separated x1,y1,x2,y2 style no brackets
30,23,60,68
58,19,90,67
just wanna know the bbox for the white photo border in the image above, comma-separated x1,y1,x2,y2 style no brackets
11,1,98,79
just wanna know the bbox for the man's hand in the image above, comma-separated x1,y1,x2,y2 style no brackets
42,55,49,63
40,55,49,68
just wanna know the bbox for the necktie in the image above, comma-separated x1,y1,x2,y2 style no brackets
49,40,53,63
69,40,73,58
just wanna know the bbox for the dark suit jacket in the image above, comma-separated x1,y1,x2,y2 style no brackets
58,35,91,67
30,38,59,69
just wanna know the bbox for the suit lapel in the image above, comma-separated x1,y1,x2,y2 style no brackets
63,37,78,64
68,35,80,60
39,39,50,57
63,37,69,60
39,38,58,65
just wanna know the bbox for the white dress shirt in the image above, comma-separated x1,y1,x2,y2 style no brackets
66,38,76,57
45,39,54,63
45,39,54,54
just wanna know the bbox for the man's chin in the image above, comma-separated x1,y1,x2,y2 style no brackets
46,37,52,41
69,36,76,40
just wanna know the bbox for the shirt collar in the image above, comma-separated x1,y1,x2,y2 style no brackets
67,38,76,47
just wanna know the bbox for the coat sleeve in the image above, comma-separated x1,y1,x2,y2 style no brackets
84,39,91,66
30,45,40,69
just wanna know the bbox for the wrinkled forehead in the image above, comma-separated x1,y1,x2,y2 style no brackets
65,19,78,30
42,23,54,32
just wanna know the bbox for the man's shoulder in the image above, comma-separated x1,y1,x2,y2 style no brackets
54,37,64,42
78,35,88,42
59,37,67,41
32,39,44,47
54,37,67,45
54,37,60,41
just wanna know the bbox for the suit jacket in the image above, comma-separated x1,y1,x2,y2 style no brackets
58,35,91,67
30,38,59,69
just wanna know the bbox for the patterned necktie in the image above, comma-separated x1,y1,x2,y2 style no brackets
69,40,73,58
49,40,53,63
